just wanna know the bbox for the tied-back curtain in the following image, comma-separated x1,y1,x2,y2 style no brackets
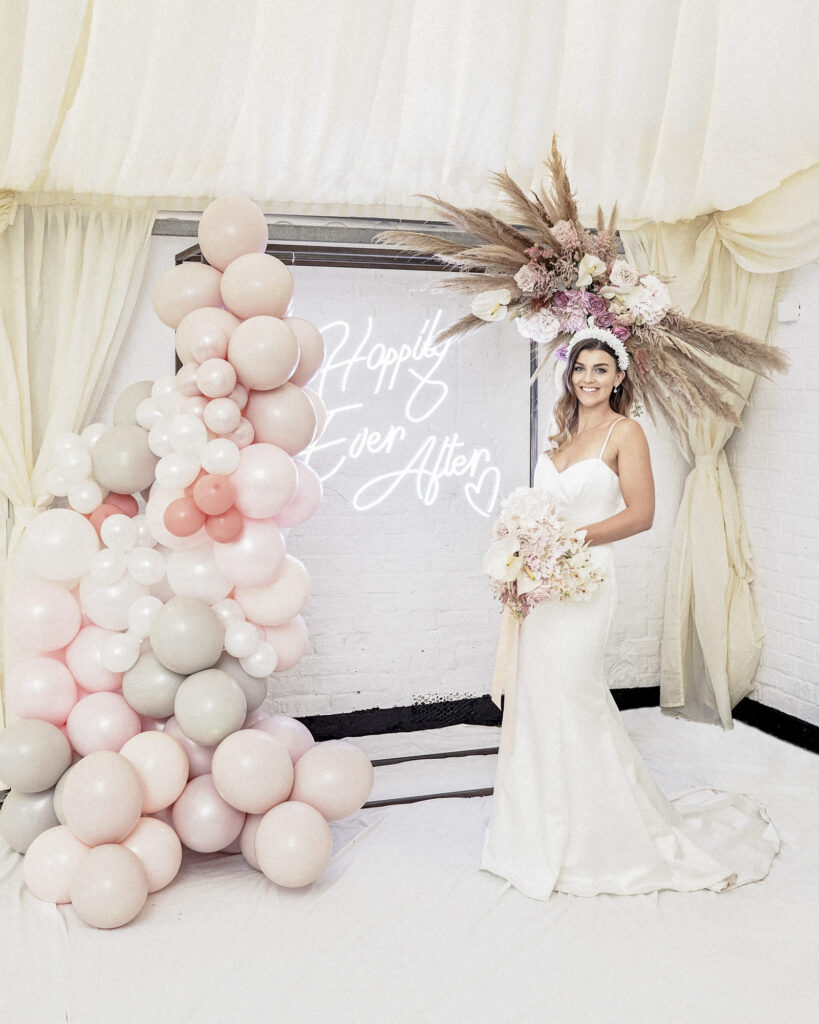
0,202,155,730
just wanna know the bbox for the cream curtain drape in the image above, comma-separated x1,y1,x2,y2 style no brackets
0,202,155,729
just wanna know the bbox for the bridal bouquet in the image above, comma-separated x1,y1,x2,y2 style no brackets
484,486,606,619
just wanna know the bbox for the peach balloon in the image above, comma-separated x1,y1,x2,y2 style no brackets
23,825,90,903
205,507,243,542
88,503,121,536
227,316,299,391
211,729,294,814
175,307,239,364
243,384,317,456
213,518,286,588
65,692,142,756
230,442,297,519
8,581,81,652
152,262,223,329
171,774,245,853
61,750,144,845
106,493,139,516
198,196,268,272
290,740,374,821
121,816,183,893
255,800,332,888
6,656,78,725
264,616,309,672
220,252,293,319
70,843,148,929
144,484,209,549
164,496,207,537
163,716,214,778
234,556,310,627
120,731,189,813
196,358,237,398
284,317,326,386
250,713,314,763
192,474,236,516
65,625,123,692
273,461,323,529
303,387,327,440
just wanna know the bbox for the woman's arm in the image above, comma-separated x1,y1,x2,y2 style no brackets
578,419,655,545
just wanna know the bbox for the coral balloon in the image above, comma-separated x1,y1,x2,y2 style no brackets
205,507,244,542
227,316,299,391
145,485,208,549
198,196,268,272
234,555,310,627
231,442,297,519
290,740,374,821
274,461,323,528
171,774,245,853
61,750,143,845
285,317,326,386
265,616,309,672
192,474,236,515
213,517,285,588
255,801,332,888
5,656,78,725
23,826,90,903
8,581,81,652
70,844,148,929
65,692,141,755
243,383,317,456
164,496,207,537
88,503,121,536
152,261,223,329
220,252,293,319
120,731,189,813
121,816,182,893
106,493,140,517
175,307,239,364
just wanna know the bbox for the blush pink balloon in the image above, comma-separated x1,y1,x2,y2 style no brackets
121,816,182,893
152,262,223,329
145,485,208,549
284,317,325,386
192,474,236,516
69,843,148,929
211,730,294,814
213,518,286,588
234,556,310,627
175,307,239,364
105,493,139,517
238,812,264,870
273,461,323,528
243,384,317,456
303,387,327,441
164,496,207,537
198,196,269,272
224,417,255,449
24,825,90,903
227,316,299,391
230,443,297,519
255,800,332,888
8,581,81,652
264,617,309,672
250,713,315,763
61,750,144,845
65,625,124,692
65,692,142,755
163,716,214,778
195,358,237,398
6,656,78,725
120,731,189,813
175,362,201,397
290,740,374,821
171,774,245,853
220,253,293,319
204,507,243,542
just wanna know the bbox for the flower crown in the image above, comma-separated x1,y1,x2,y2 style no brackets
566,326,629,372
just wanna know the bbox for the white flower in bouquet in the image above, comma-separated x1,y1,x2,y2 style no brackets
471,288,512,322
514,308,561,344
623,274,672,325
608,259,640,289
574,253,607,289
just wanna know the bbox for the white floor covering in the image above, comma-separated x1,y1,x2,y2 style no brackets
1,708,817,1024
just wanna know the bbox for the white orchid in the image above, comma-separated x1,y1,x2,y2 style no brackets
575,254,607,289
484,534,539,594
471,288,512,322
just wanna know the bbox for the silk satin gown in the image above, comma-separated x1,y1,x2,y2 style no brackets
481,419,781,900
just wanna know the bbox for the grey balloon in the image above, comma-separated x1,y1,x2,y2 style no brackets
113,380,154,426
0,720,72,793
149,596,224,675
174,669,247,747
122,652,185,718
215,653,267,713
91,424,158,494
52,763,75,825
0,787,59,853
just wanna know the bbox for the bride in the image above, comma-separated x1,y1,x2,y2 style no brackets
480,327,781,900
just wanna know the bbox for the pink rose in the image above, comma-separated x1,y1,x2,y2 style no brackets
582,292,607,316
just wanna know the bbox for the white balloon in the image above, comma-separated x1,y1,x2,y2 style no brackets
58,446,93,485
212,598,246,628
79,574,150,631
168,414,208,455
166,547,233,604
229,384,249,411
151,375,179,414
127,546,166,586
17,508,100,582
175,363,201,398
225,621,262,659
67,478,105,515
224,417,254,449
45,468,71,497
148,419,173,457
89,548,128,585
136,397,163,429
101,513,138,552
81,422,108,448
155,451,201,490
131,514,156,548
127,595,164,638
200,438,240,475
203,398,242,435
196,359,237,399
239,642,278,678
101,631,141,672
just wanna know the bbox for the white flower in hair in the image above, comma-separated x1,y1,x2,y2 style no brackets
567,327,630,371
471,288,512,322
575,254,606,289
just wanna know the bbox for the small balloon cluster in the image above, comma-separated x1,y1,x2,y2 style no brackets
0,197,374,929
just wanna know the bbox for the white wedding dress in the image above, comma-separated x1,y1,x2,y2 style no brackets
481,419,781,899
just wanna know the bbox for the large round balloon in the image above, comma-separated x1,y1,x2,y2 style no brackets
113,381,154,426
234,556,310,627
215,652,267,713
171,774,245,853
227,316,299,391
5,656,78,725
264,616,309,672
243,384,317,456
230,443,297,519
173,668,247,747
211,729,293,814
7,581,81,652
250,713,315,763
23,825,90,903
121,651,185,718
65,625,124,693
152,261,223,329
165,546,233,604
285,317,326,386
0,719,72,793
91,425,158,494
213,517,286,588
254,800,332,888
290,740,374,821
65,692,142,756
198,197,268,272
78,574,149,632
0,787,59,853
18,508,100,582
120,731,189,813
163,716,215,778
120,816,182,893
145,484,209,550
149,596,224,675
61,750,143,845
175,307,240,364
220,253,293,319
70,843,148,928
273,461,323,529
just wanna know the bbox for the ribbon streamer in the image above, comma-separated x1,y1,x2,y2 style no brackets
490,606,521,755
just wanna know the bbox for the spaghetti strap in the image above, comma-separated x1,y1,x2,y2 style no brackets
599,417,626,461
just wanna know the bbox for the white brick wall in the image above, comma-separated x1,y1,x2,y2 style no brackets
103,238,818,725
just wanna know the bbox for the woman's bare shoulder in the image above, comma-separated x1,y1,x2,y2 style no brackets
614,417,649,451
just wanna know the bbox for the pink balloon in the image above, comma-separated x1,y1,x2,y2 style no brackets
213,518,285,588
243,384,317,456
106,493,139,517
220,253,293,319
144,485,208,549
303,387,327,441
264,617,309,672
164,496,207,537
273,461,323,528
171,774,245,853
61,750,144,845
192,474,236,516
234,556,310,627
225,417,255,449
121,816,182,893
284,317,325,386
152,262,224,329
65,625,125,692
23,825,90,903
65,692,141,755
163,716,214,778
227,316,299,391
177,395,208,421
211,729,294,814
8,581,81,652
204,507,244,543
203,397,242,435
6,656,78,725
70,843,148,929
290,740,374,821
175,362,201,397
255,801,332,888
175,307,239,364
196,358,237,399
198,196,268,272
230,443,297,519
238,812,264,870
120,731,189,813
250,713,314,763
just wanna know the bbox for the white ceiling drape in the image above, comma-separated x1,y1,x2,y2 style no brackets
1,0,817,222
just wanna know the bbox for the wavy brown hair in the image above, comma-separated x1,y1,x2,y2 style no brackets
547,339,634,452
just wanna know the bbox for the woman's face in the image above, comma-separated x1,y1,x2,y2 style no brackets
569,347,624,408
